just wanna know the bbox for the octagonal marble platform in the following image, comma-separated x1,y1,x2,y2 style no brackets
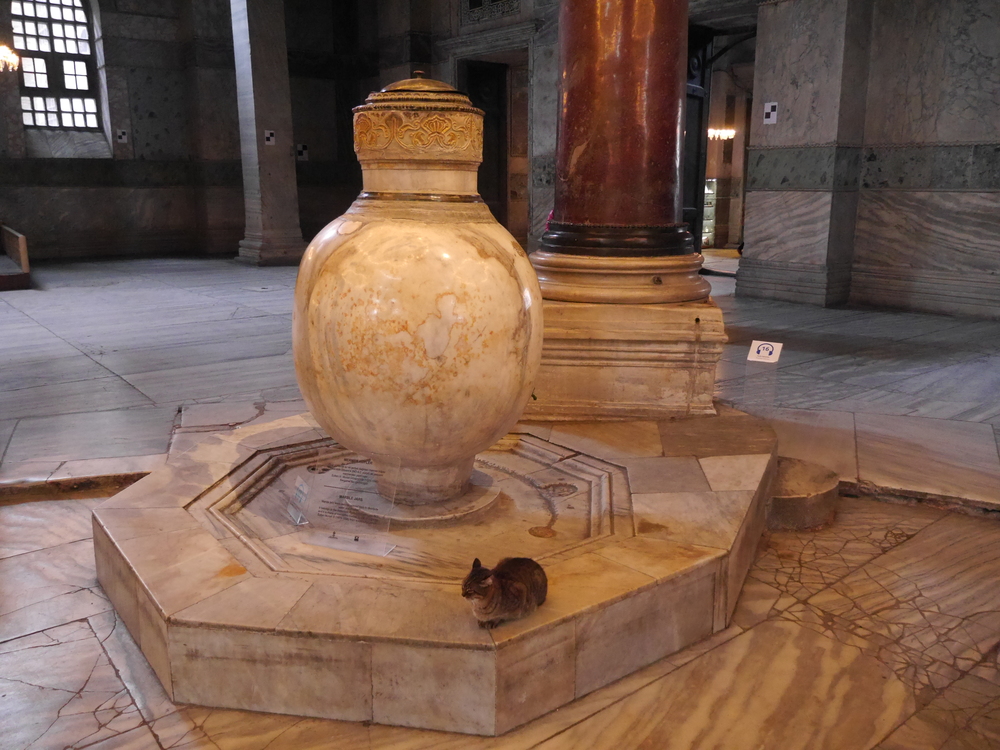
92,409,777,736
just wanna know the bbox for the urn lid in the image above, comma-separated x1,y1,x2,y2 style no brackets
353,74,484,167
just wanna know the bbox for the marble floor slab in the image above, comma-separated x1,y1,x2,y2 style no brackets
3,407,175,465
855,414,1000,504
5,487,1000,747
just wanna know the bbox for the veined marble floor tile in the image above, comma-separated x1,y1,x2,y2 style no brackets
3,407,175,464
855,414,1000,503
0,498,96,559
0,620,144,750
533,620,914,750
717,372,867,411
1,353,115,393
750,496,946,601
803,311,970,342
902,320,1000,356
887,355,1000,403
807,513,1000,697
766,407,858,480
92,611,176,724
0,585,111,644
92,332,292,377
77,314,290,357
876,672,1000,750
0,538,100,617
778,340,986,390
123,355,298,404
0,376,153,421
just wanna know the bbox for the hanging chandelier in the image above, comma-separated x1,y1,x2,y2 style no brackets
0,45,20,72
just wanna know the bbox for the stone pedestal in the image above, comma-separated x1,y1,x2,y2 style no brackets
230,0,305,265
523,299,725,420
92,410,777,736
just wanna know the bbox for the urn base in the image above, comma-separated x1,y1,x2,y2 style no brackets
377,457,475,505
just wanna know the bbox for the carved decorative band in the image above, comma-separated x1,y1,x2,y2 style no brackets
354,110,483,164
358,192,485,204
540,221,694,257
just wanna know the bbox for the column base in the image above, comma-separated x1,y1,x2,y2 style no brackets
522,298,727,421
530,250,711,304
237,233,307,266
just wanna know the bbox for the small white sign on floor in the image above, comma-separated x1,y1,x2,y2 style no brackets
747,340,783,363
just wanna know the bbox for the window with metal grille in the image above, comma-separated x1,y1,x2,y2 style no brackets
11,0,100,130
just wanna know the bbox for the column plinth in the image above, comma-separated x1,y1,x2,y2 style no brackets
527,0,724,419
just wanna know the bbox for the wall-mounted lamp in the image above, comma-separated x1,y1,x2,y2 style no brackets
0,45,20,72
708,128,736,140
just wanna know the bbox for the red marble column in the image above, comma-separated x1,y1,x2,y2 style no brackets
542,0,692,258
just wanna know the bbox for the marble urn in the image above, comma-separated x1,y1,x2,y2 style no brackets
293,77,543,504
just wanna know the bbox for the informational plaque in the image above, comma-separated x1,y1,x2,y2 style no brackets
282,455,399,557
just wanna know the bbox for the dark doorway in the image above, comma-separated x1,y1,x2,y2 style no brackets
461,60,508,227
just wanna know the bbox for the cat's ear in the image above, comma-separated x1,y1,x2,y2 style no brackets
472,558,482,569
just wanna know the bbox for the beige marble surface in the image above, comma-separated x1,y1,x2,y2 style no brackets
534,620,915,750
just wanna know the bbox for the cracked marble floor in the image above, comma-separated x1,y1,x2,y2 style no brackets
2,493,999,749
2,258,998,509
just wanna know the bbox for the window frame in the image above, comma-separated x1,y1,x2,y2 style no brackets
11,0,102,132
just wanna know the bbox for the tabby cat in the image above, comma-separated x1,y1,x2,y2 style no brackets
461,557,547,629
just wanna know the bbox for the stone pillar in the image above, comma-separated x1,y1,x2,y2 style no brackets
230,0,305,265
736,0,873,305
524,0,725,420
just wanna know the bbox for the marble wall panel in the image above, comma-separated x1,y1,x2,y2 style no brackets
290,78,338,163
114,0,181,18
747,147,861,191
190,0,232,39
0,187,200,260
853,191,1000,274
742,190,833,265
126,69,192,160
103,38,185,69
100,12,181,42
751,0,848,148
861,145,1000,191
865,0,1000,145
190,69,241,161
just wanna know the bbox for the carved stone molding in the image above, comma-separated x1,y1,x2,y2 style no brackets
353,110,483,164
